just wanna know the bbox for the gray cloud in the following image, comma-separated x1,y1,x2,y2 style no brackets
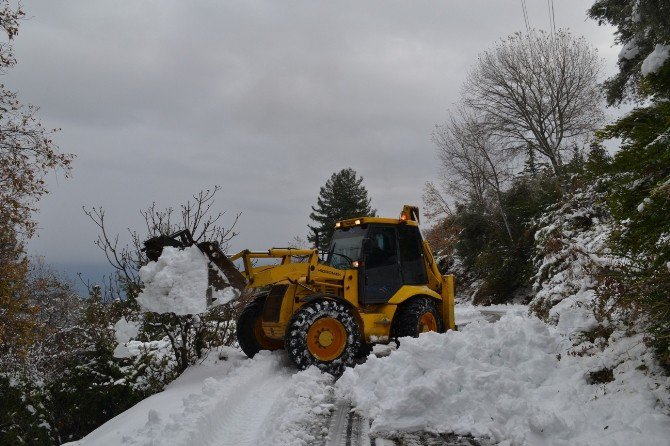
7,1,618,283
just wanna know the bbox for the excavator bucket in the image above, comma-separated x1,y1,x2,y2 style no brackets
196,241,247,293
142,230,247,301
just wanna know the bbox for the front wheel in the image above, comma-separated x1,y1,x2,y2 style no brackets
236,295,283,358
392,297,444,338
285,299,361,375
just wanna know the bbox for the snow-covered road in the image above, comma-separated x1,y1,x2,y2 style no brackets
202,359,292,446
67,304,670,446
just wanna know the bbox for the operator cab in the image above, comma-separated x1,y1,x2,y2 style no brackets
326,214,428,304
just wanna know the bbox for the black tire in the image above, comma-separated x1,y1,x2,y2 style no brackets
356,342,374,359
392,297,444,338
236,295,283,358
285,299,361,375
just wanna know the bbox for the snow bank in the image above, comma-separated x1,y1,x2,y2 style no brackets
641,44,670,76
137,246,238,315
258,366,335,445
66,349,334,446
455,302,528,327
337,313,670,445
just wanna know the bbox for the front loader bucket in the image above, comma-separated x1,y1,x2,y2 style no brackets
197,241,247,293
142,229,247,300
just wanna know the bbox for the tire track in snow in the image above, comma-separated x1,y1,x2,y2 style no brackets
324,400,372,446
182,354,294,446
325,400,351,446
210,372,290,446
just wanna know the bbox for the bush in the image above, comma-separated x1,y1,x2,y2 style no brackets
0,376,54,445
452,173,562,304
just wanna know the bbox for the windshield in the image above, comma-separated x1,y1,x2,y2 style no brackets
326,226,367,269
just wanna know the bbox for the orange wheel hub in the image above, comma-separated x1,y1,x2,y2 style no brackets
419,312,437,333
306,317,347,361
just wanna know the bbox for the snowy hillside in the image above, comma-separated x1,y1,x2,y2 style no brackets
66,304,670,446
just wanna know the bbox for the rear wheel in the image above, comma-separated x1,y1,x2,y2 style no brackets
285,299,360,375
392,297,444,338
236,295,283,358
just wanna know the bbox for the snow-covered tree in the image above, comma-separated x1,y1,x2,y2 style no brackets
86,187,241,373
0,0,72,369
590,0,670,369
589,0,670,104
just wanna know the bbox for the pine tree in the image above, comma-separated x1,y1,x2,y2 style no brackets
308,168,376,249
589,0,670,104
590,0,670,368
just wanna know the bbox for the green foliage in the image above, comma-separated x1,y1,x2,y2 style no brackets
453,173,562,304
596,101,670,369
599,101,670,226
47,341,148,443
590,0,670,369
0,376,54,445
588,0,670,104
308,168,376,249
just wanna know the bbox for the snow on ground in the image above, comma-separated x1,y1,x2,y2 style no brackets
67,303,670,446
137,246,238,315
455,302,527,327
65,348,334,446
337,313,670,446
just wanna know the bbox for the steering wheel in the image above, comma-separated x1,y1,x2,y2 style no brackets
330,252,354,266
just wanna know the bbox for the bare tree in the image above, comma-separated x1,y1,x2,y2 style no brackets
463,30,603,182
84,186,241,373
422,181,452,221
432,109,515,243
84,186,239,301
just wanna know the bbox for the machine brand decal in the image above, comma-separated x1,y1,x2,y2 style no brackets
317,268,341,276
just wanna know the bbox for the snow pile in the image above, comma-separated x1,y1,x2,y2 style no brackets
113,317,141,358
67,304,670,446
115,335,173,362
137,246,238,315
258,366,335,445
455,302,527,327
337,313,670,445
641,44,670,76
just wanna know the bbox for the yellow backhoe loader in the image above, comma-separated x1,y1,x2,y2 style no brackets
143,205,455,375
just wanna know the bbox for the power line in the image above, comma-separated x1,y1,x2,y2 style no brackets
520,0,530,33
551,0,557,34
547,0,557,35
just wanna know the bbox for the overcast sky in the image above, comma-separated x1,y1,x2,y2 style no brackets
7,1,619,287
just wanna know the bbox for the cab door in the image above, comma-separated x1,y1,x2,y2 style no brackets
361,225,402,304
